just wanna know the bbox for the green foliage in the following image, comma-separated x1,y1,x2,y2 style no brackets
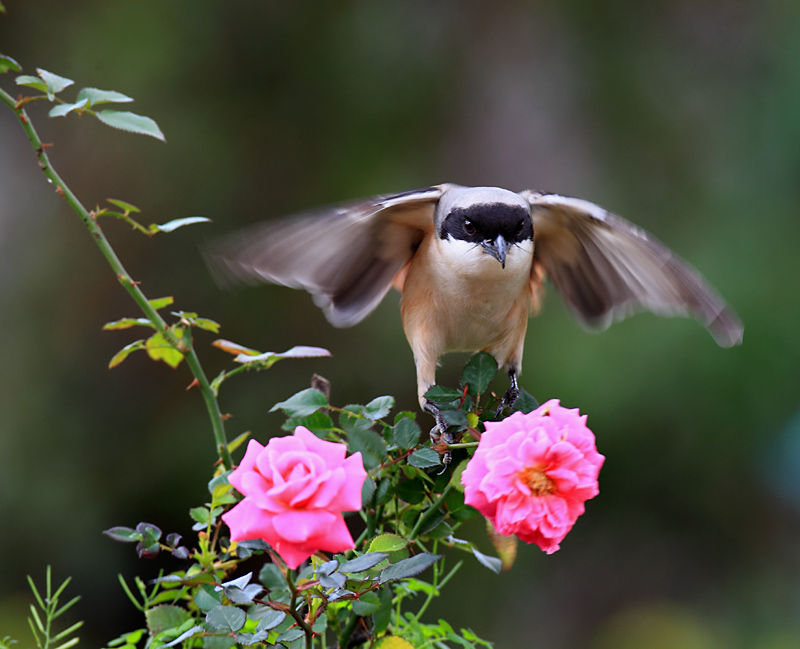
26,567,83,649
1,52,518,649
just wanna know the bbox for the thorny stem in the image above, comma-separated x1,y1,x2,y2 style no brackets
0,86,231,469
284,569,314,649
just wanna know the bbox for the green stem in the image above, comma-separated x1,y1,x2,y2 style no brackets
408,484,453,542
285,569,314,649
0,86,231,469
338,611,359,649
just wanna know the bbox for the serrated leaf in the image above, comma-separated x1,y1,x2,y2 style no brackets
363,395,394,420
361,477,376,508
48,98,88,118
162,625,204,648
152,216,211,233
95,109,165,141
373,633,415,649
0,55,21,74
149,296,174,309
15,75,46,92
258,563,286,590
136,521,162,542
270,388,328,417
107,198,140,213
145,332,184,369
76,87,134,106
103,317,155,330
395,478,426,505
408,447,441,469
276,628,304,644
472,548,502,574
339,552,390,574
352,592,380,616
281,410,335,435
108,339,146,368
392,417,421,450
510,388,539,414
250,607,286,631
37,68,74,99
346,425,387,471
145,605,191,634
205,605,246,632
368,534,407,553
102,526,141,543
460,352,497,396
424,385,463,404
378,553,441,583
441,409,468,428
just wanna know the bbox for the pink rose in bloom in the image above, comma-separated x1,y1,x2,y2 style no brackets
461,399,604,554
222,427,367,569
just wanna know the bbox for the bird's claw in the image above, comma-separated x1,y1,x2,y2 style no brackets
495,385,520,417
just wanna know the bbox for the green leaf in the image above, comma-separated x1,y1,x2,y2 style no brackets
250,607,286,630
441,409,468,428
108,339,146,368
16,74,47,92
408,447,441,469
423,385,463,404
510,388,539,414
0,55,22,74
352,591,380,615
152,216,211,233
95,109,165,141
49,99,88,118
107,198,141,213
363,395,394,420
281,410,335,435
258,563,286,590
102,526,141,543
339,552,390,574
361,477,376,508
270,388,328,418
205,605,246,632
392,417,421,450
472,548,502,574
149,296,174,310
145,332,184,369
37,68,74,99
346,426,387,471
213,339,260,356
145,605,191,634
76,87,134,106
460,352,497,396
103,317,155,330
395,478,426,505
369,534,407,553
378,553,441,583
276,628,304,644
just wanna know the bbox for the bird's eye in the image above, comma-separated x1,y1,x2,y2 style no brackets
516,220,524,235
464,219,476,235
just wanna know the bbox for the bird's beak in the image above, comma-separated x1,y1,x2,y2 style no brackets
482,234,508,268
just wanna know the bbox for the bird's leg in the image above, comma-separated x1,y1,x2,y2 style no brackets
425,399,457,471
496,366,520,416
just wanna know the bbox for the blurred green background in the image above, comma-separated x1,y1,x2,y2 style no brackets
1,1,799,647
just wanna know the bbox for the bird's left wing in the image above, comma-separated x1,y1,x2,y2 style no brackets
208,186,444,327
521,190,743,347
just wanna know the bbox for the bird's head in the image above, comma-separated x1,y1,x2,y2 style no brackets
436,186,533,269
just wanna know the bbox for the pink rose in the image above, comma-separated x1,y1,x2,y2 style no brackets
461,400,604,554
222,427,367,569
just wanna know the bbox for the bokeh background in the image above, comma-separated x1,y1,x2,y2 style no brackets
1,1,799,647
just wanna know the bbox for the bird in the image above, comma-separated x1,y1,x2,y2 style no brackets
209,183,743,429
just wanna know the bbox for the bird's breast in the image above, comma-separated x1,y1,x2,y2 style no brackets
401,236,533,353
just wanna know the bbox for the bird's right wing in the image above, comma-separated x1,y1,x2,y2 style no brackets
522,190,743,347
207,186,444,327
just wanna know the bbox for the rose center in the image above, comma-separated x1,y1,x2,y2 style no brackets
518,465,557,496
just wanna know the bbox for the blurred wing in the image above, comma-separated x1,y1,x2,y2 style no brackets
208,186,444,327
521,191,743,347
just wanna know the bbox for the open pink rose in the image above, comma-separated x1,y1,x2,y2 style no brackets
461,400,604,554
222,427,367,569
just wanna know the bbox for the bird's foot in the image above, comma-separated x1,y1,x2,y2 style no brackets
425,400,456,472
495,385,520,417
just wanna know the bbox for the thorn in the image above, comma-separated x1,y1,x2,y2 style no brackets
186,378,200,391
